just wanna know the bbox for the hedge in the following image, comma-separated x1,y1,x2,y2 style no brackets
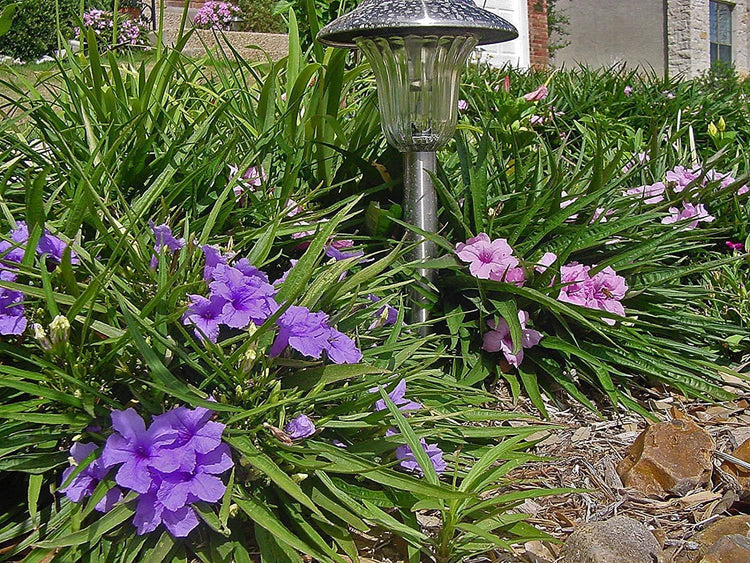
0,0,78,61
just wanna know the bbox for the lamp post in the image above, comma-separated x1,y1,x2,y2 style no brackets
318,1,518,332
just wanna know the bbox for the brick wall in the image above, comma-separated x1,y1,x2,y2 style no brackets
527,0,550,67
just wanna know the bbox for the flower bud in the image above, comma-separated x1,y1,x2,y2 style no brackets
33,323,53,351
49,315,70,346
717,116,726,132
291,473,308,483
708,122,719,137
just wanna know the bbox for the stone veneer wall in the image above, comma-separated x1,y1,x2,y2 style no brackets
666,0,750,77
527,0,550,67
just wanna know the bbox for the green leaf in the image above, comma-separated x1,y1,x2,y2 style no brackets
0,2,17,36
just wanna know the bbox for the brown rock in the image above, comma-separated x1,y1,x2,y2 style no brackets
558,516,662,563
701,534,750,562
677,516,750,562
616,418,715,497
721,438,750,490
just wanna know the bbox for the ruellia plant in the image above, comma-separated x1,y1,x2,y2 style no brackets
0,3,748,561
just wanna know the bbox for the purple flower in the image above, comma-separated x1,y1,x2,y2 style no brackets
183,294,226,343
623,181,666,204
155,444,232,511
325,244,365,262
233,258,270,283
455,233,525,285
285,414,316,439
274,259,298,286
482,310,543,368
529,114,545,126
661,202,715,229
152,406,226,470
209,264,278,329
624,85,634,97
270,306,330,360
458,99,469,111
60,442,123,513
149,221,185,254
0,287,27,335
100,408,180,494
371,379,422,412
149,221,184,268
368,294,398,329
324,327,362,364
558,263,628,325
201,245,230,281
5,221,78,265
395,439,446,476
133,487,200,537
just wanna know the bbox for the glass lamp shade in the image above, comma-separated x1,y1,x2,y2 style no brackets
356,34,478,152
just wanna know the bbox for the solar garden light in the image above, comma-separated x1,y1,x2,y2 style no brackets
318,1,518,331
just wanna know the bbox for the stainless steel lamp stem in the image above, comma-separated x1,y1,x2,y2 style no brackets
404,151,438,334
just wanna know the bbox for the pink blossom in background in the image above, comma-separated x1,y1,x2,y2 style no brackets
623,181,666,205
591,207,614,224
534,252,557,274
624,85,634,97
529,114,545,126
725,241,744,252
193,1,240,31
666,165,700,193
503,75,511,92
455,233,525,285
458,99,469,111
557,263,628,325
663,91,675,99
621,151,650,173
661,202,715,229
560,190,579,221
524,84,548,102
482,310,543,368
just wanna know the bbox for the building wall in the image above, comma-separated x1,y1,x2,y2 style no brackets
551,0,666,73
552,0,750,77
528,0,550,67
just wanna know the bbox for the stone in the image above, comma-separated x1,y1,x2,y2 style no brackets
676,516,750,562
558,516,662,563
701,534,750,563
616,418,714,498
721,438,750,490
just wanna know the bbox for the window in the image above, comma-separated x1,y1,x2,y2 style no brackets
710,1,733,65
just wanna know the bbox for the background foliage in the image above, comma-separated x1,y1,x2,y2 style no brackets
0,0,78,60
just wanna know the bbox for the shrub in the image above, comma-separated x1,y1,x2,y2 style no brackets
0,0,78,60
235,0,284,32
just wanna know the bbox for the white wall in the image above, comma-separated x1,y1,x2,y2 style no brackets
480,0,531,68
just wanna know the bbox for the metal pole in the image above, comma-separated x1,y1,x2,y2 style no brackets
404,151,438,334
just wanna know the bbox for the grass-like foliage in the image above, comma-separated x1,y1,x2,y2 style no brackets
0,4,747,561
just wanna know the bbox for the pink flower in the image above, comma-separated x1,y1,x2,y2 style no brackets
661,202,715,229
623,182,666,204
666,165,700,193
529,114,545,126
458,99,469,111
524,85,548,102
502,75,511,92
624,85,634,97
558,263,628,325
726,241,744,252
561,190,579,221
621,152,650,173
535,252,557,274
455,233,525,285
482,310,543,368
